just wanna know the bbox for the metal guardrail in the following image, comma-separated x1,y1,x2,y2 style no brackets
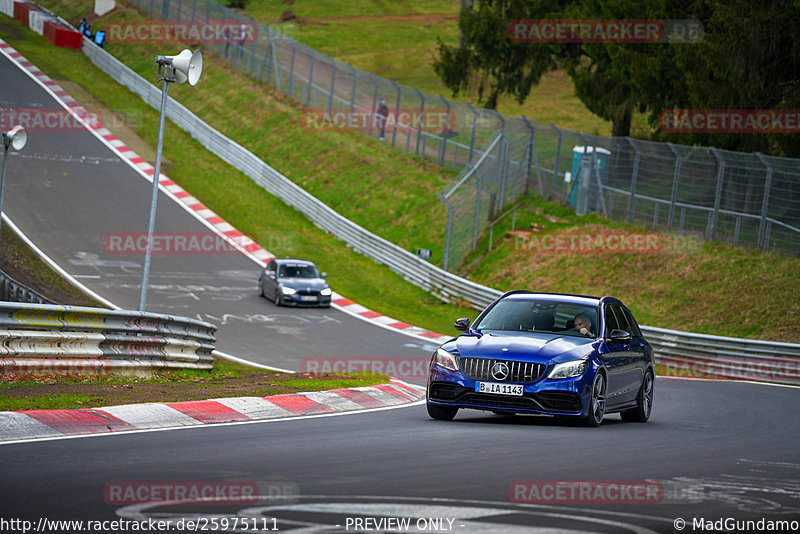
0,269,54,305
0,302,217,376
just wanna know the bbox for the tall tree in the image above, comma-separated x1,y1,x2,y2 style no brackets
434,0,570,110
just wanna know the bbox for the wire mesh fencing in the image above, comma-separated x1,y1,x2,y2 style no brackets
129,0,800,270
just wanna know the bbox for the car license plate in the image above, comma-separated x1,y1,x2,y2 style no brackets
475,382,523,396
299,295,318,301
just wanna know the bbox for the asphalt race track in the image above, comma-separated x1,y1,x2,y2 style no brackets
1,43,800,534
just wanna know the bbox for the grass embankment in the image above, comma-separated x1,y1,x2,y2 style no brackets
242,0,618,135
0,359,388,411
0,225,104,307
3,5,799,345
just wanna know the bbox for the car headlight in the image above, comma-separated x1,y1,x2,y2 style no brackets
432,348,459,372
547,360,588,379
281,286,297,295
320,288,332,296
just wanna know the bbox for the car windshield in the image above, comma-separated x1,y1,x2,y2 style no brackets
279,264,319,279
475,299,598,338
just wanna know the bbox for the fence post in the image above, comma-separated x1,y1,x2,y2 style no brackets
305,49,315,106
575,133,592,216
473,167,483,252
666,143,682,230
414,88,425,156
391,80,401,148
625,137,641,223
349,65,358,117
287,40,297,97
438,95,450,166
755,153,774,251
369,74,379,136
549,123,562,202
520,116,542,197
191,0,196,21
440,193,454,271
494,111,507,211
709,148,726,240
326,56,337,114
467,103,478,164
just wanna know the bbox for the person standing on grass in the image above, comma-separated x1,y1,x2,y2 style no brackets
376,98,390,141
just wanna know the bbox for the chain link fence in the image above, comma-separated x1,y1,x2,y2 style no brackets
129,0,800,270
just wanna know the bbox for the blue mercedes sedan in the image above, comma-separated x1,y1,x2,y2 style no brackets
426,291,655,426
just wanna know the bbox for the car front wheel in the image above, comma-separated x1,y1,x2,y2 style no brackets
274,290,282,306
621,371,653,423
427,401,458,421
582,372,606,427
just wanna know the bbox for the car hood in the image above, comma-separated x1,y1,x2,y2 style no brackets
280,278,329,290
452,331,594,364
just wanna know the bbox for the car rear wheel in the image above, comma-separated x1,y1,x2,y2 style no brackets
427,402,458,421
582,372,606,427
621,371,653,423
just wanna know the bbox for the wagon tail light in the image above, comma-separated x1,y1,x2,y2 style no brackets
432,348,459,372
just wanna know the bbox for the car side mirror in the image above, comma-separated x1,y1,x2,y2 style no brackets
454,318,471,331
609,329,632,344
268,272,275,279
321,272,327,279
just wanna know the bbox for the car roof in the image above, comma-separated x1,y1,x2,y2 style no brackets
500,291,601,307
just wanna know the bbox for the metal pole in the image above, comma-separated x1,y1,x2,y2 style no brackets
438,95,450,166
370,74,379,136
467,103,478,164
494,111,507,212
709,148,726,240
391,80,401,148
755,153,774,251
549,123,562,201
138,78,170,312
306,49,315,106
440,193,453,271
667,143,682,229
521,116,541,197
625,137,641,223
349,65,358,117
288,40,297,97
0,143,9,235
326,56,337,113
414,88,425,156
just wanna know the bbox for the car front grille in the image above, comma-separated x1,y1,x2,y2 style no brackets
459,357,544,383
296,288,320,296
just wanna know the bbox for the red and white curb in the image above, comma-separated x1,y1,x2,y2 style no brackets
0,32,452,346
0,379,425,442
